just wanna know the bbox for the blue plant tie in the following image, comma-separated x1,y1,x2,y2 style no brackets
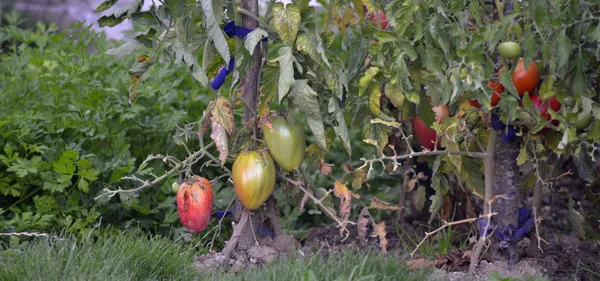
211,21,266,90
491,114,517,143
478,208,534,247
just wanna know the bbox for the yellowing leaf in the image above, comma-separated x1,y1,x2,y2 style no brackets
211,97,235,136
369,86,382,116
412,185,427,213
384,83,404,108
334,181,352,235
204,97,235,166
272,2,301,47
352,168,367,190
517,144,529,166
359,67,380,96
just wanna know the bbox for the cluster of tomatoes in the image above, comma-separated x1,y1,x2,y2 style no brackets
175,115,306,233
413,41,575,149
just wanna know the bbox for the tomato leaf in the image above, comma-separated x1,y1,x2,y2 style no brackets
328,97,352,155
201,0,230,65
573,150,596,183
272,2,301,47
359,67,380,96
290,80,327,149
384,83,404,108
369,197,400,211
277,47,297,104
567,195,586,239
370,221,387,254
245,28,268,54
369,86,382,116
357,207,369,242
94,0,119,13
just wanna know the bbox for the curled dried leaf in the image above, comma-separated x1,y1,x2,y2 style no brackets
370,197,401,211
370,221,387,254
357,207,370,243
334,181,352,235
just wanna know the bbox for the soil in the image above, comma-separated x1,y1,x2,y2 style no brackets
298,170,600,281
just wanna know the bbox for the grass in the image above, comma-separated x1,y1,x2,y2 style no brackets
0,231,435,281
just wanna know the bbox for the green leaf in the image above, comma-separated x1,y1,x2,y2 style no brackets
290,80,326,149
573,150,595,183
384,83,404,108
553,29,571,70
363,119,392,152
276,47,297,104
172,40,208,86
201,0,230,65
97,0,143,27
94,0,119,12
405,91,420,104
296,31,331,69
79,169,99,182
362,0,377,12
272,2,302,47
244,28,268,53
105,41,142,58
567,195,586,239
130,11,156,26
78,178,89,193
328,97,351,155
98,14,128,28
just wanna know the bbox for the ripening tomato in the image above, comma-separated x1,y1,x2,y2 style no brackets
176,176,214,233
489,80,504,106
573,112,593,130
498,42,522,59
413,105,449,150
263,115,306,172
232,150,276,211
529,94,562,134
513,58,540,96
367,12,388,30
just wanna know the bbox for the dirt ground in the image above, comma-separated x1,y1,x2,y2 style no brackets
300,173,600,281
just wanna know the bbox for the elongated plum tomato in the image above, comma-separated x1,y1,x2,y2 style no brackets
176,176,214,233
529,94,562,134
513,58,540,96
263,115,306,172
366,12,388,30
232,150,276,210
498,41,522,59
413,105,449,150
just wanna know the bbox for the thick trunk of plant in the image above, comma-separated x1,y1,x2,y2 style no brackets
492,132,520,264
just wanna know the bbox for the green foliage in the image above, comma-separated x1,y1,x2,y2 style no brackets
0,16,226,237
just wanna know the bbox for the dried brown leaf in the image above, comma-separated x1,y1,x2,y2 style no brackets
210,121,228,166
357,207,369,243
440,194,452,221
319,160,334,175
370,221,387,254
211,97,235,136
334,181,352,235
370,197,400,211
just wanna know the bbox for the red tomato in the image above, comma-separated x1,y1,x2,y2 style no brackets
176,176,214,233
489,80,504,106
367,12,388,30
529,94,562,134
414,105,449,150
513,58,541,96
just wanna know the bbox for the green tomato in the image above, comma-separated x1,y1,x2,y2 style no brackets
232,150,276,211
263,115,306,172
498,41,522,59
172,181,180,193
574,112,594,130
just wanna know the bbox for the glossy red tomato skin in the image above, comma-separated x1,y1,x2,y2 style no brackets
263,115,306,172
529,94,562,134
176,176,214,233
489,81,504,106
232,150,276,211
513,58,541,96
413,105,449,150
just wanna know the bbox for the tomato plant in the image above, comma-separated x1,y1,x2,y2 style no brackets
512,58,541,97
176,176,214,233
231,150,276,211
263,115,306,172
528,94,562,134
